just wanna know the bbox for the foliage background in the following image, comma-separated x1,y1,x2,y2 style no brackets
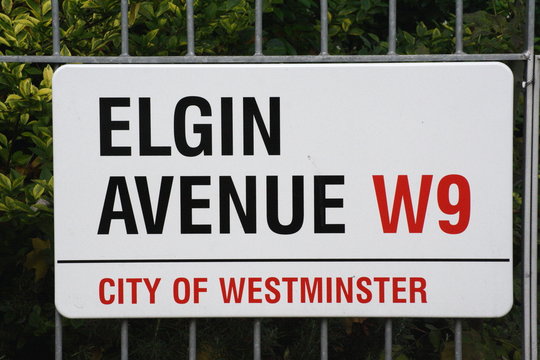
0,0,537,359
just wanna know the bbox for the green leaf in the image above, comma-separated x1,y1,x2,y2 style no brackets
298,0,313,8
4,32,17,44
5,94,22,104
11,175,24,189
220,18,237,34
60,44,71,56
348,27,364,36
12,198,33,212
2,0,12,14
0,12,12,26
10,151,32,166
42,65,53,86
367,33,379,42
0,132,7,147
403,31,415,45
416,22,427,37
20,113,30,124
24,0,41,17
128,2,140,26
225,0,241,11
32,184,44,199
205,2,217,18
36,88,51,97
14,23,28,34
145,28,159,42
41,0,51,15
12,63,25,77
19,78,33,97
338,8,356,16
19,16,39,26
4,196,15,209
329,25,340,36
155,1,169,17
0,149,8,163
341,18,352,32
25,238,51,281
0,172,11,190
168,1,179,14
139,2,155,18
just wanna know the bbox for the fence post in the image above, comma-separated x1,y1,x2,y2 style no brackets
522,0,537,359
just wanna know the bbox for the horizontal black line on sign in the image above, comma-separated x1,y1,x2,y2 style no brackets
57,258,511,264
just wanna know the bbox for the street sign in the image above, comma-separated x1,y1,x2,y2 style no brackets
53,63,513,318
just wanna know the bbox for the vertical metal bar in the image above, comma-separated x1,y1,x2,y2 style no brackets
530,56,539,360
186,0,195,56
55,310,62,360
189,319,197,360
253,319,261,360
52,0,61,350
320,0,328,55
523,0,536,359
120,0,129,56
51,0,60,55
387,0,396,54
320,319,328,360
455,0,463,53
523,63,533,360
384,319,392,360
454,319,462,360
121,320,129,360
254,0,263,55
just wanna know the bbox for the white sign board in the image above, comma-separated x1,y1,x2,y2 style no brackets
53,63,513,318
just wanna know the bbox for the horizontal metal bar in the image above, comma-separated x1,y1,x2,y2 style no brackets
0,53,528,64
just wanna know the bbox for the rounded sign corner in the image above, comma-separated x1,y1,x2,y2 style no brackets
51,64,75,87
492,298,514,318
54,300,77,319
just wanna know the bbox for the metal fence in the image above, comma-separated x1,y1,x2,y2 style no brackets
1,0,537,359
